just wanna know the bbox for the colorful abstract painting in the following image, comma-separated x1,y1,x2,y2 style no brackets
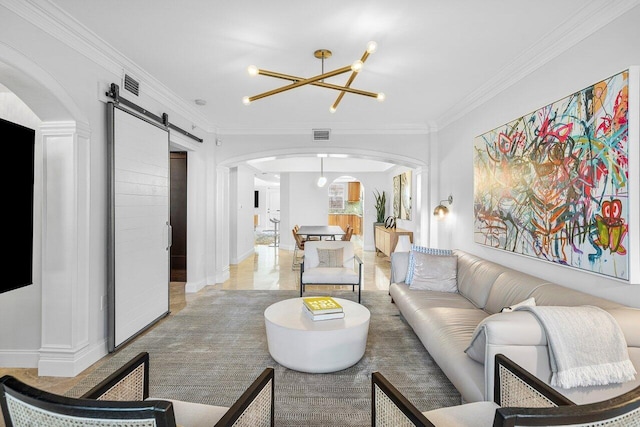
474,70,630,280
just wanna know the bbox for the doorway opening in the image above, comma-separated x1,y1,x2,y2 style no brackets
170,152,187,282
327,176,363,249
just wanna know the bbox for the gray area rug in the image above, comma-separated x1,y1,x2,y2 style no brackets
68,289,460,426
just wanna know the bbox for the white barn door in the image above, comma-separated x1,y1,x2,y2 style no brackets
108,104,170,351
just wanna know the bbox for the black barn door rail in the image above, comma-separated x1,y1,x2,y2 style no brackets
106,83,203,143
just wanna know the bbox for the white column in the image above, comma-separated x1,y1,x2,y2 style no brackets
38,120,92,377
216,166,230,283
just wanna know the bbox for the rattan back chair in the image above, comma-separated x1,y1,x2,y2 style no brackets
1,352,275,427
373,353,640,426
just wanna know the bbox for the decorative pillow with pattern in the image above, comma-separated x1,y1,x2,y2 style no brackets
408,253,458,292
317,248,344,268
405,245,453,285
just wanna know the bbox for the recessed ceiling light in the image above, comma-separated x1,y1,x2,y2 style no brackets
195,99,207,106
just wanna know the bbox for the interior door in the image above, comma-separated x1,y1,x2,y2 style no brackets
108,103,170,351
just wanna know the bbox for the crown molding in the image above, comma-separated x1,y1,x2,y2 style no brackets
216,123,435,136
437,0,640,129
3,0,215,132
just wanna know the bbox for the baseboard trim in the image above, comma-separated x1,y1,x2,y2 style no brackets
38,340,108,377
185,278,206,293
0,349,39,368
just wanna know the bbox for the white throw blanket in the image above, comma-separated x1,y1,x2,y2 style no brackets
515,305,636,389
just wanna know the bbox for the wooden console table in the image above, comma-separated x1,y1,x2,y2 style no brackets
374,225,413,257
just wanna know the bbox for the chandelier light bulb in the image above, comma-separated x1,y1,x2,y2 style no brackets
242,96,251,105
351,60,363,72
366,41,378,54
329,106,337,113
377,93,386,102
317,176,327,187
247,65,259,76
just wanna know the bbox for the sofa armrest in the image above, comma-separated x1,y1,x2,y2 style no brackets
214,367,275,427
390,251,410,285
81,352,149,401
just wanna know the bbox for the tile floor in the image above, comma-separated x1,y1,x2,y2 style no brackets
0,240,392,398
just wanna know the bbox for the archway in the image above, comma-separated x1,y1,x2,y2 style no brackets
0,48,94,376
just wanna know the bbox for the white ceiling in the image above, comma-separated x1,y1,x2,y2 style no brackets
46,0,636,179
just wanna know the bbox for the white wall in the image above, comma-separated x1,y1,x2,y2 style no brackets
230,164,258,263
436,6,640,307
0,4,214,373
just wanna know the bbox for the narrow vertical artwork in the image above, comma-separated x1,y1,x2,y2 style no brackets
400,171,412,220
393,174,401,218
474,70,630,280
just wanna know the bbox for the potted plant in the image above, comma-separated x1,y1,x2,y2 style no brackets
373,190,386,252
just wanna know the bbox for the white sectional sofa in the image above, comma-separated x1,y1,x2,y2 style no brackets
389,249,640,405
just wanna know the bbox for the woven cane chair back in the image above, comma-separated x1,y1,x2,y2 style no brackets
0,375,175,427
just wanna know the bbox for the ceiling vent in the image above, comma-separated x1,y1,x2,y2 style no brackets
122,73,140,97
312,129,331,142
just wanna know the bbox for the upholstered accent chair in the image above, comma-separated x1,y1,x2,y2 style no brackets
1,352,275,427
372,353,640,426
300,240,363,302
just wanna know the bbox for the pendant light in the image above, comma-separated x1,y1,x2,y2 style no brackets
317,157,327,187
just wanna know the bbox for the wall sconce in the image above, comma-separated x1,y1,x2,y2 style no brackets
433,195,453,219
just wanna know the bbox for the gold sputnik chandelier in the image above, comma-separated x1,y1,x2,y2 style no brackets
243,41,385,113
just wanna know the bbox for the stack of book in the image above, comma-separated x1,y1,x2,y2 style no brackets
302,296,345,321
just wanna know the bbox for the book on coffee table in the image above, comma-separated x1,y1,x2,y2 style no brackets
302,296,343,314
302,305,345,321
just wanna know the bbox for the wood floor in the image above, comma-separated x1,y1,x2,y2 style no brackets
0,240,392,409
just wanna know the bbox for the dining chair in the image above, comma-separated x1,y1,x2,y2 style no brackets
372,353,640,426
341,225,353,241
1,352,275,427
292,228,305,270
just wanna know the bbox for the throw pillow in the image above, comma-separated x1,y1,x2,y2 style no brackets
317,248,344,268
465,318,490,364
408,252,458,292
405,245,453,285
501,297,536,313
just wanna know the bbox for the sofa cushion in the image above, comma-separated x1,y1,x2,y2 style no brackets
484,270,550,314
529,283,624,310
317,247,343,267
409,252,457,292
453,250,504,309
147,398,229,427
390,283,477,329
424,401,499,427
412,307,489,402
302,267,360,285
406,246,453,284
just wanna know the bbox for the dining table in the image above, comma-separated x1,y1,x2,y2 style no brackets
296,225,345,240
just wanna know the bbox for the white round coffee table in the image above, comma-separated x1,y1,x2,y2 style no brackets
264,297,370,373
